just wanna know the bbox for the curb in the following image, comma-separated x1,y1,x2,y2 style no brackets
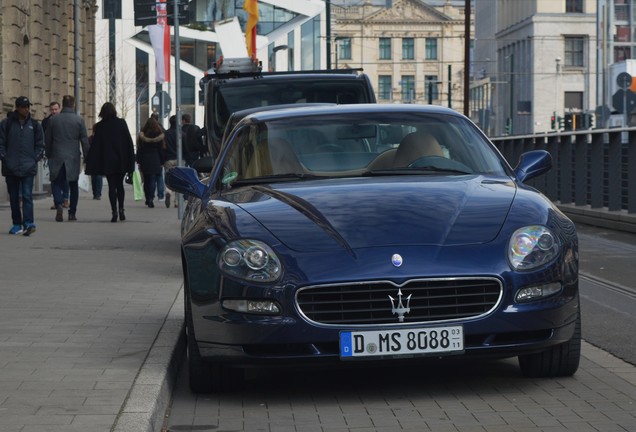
112,288,185,432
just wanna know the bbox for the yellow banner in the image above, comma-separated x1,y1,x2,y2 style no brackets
243,0,258,58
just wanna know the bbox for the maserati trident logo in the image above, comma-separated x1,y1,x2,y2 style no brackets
388,289,411,322
391,253,403,267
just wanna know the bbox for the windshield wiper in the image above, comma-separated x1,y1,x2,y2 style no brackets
362,167,473,176
233,173,328,184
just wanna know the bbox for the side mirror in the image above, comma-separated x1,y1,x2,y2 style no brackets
514,150,552,183
165,166,207,199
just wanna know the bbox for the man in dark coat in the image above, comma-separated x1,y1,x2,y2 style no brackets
45,95,89,222
0,96,45,235
42,101,69,210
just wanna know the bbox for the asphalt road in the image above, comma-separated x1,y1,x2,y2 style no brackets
576,223,636,365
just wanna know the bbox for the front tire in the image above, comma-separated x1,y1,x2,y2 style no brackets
518,311,581,378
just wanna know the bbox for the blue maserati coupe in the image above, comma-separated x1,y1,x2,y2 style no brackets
166,104,580,393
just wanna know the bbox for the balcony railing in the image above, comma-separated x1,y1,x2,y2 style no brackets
490,128,636,214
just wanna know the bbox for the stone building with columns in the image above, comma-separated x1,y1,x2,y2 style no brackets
0,1,98,201
331,0,471,111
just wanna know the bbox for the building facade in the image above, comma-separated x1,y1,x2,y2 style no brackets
473,0,597,136
0,1,98,201
331,0,472,111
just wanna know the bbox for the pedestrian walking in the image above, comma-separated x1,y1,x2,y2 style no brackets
85,103,135,222
42,101,70,210
44,95,90,222
0,96,45,236
136,117,165,208
181,113,198,167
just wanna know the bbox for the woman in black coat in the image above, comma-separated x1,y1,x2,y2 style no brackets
136,117,165,208
85,102,135,222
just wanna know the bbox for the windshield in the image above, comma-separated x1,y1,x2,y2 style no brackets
217,111,509,187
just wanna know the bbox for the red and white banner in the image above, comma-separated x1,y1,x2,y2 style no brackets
148,0,170,83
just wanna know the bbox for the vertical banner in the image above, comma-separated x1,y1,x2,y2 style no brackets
148,0,171,83
243,0,258,59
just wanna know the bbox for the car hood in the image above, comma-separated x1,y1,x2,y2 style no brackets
223,176,516,252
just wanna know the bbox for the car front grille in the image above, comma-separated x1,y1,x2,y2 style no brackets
296,278,502,326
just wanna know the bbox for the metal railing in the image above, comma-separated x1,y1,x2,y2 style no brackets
490,128,636,214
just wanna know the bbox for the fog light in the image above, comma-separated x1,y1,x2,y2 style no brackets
222,299,281,314
515,282,562,302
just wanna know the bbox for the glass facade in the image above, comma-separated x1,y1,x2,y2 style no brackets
188,0,297,34
301,16,321,70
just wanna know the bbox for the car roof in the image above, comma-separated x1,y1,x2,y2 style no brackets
214,72,372,87
242,103,464,122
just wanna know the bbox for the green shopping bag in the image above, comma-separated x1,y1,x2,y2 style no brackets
132,169,144,201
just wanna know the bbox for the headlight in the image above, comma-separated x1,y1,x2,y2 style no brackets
508,225,559,270
219,239,282,282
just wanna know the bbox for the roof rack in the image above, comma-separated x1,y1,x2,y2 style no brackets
199,62,364,87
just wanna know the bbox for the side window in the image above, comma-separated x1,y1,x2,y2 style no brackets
221,126,254,184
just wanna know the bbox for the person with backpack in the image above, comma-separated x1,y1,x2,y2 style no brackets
0,96,45,236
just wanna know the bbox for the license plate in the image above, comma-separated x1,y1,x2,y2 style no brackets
340,325,464,359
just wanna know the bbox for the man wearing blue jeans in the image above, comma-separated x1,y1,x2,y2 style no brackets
0,96,45,236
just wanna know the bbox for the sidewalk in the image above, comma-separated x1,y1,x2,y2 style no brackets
0,188,185,432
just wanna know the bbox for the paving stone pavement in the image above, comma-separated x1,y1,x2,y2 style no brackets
0,188,185,432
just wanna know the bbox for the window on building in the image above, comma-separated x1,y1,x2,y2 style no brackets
564,92,583,111
338,38,352,60
615,1,629,21
425,38,438,60
566,0,583,13
378,75,392,100
564,36,585,67
402,38,414,60
401,75,415,102
379,38,392,60
615,26,631,42
615,46,631,62
425,75,439,101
